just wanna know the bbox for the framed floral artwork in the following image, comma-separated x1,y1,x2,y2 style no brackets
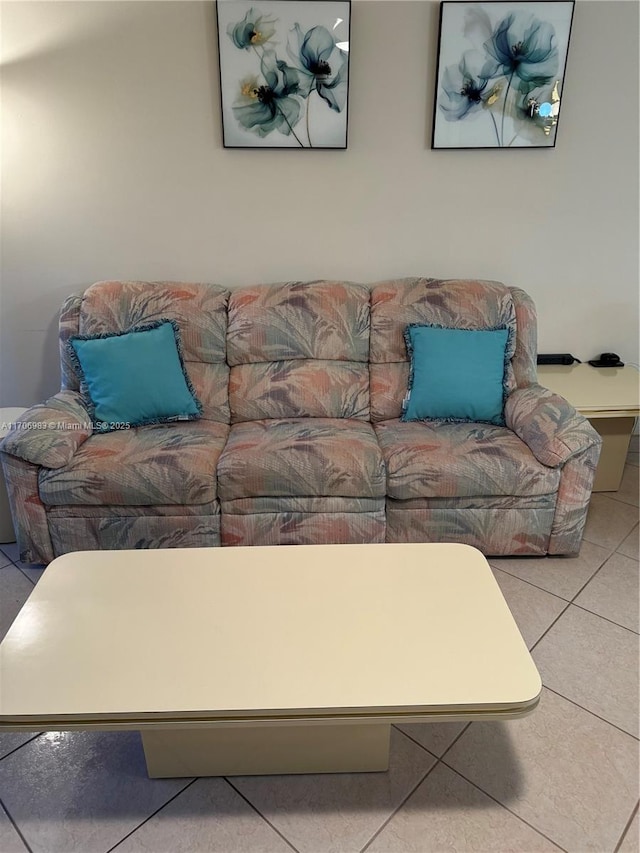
216,0,350,149
432,1,575,148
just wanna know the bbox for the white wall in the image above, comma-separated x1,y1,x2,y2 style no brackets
1,0,638,406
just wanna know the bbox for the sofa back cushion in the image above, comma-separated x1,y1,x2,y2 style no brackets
60,281,230,424
369,278,525,423
227,281,370,422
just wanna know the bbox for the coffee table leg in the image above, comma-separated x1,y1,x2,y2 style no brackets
141,723,391,777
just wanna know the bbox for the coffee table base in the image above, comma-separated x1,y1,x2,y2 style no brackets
141,723,391,777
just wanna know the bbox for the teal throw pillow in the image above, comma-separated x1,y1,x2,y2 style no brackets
402,324,510,426
68,320,202,432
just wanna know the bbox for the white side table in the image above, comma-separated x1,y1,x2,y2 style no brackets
0,408,28,543
537,365,640,491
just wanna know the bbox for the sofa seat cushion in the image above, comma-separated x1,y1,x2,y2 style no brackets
374,419,560,500
217,418,386,501
38,420,229,506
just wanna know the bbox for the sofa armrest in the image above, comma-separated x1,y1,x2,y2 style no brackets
505,384,602,468
0,390,92,469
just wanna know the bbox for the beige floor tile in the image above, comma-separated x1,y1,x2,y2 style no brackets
618,809,639,853
394,722,468,758
230,727,435,853
0,564,35,642
533,606,639,736
0,543,20,562
0,542,45,582
609,464,639,507
489,541,609,601
444,688,639,852
367,762,560,853
0,732,192,853
0,552,12,569
0,807,28,853
16,564,45,585
627,451,639,467
618,525,639,560
0,732,39,760
115,778,292,853
0,543,46,581
574,553,639,632
583,495,639,552
491,568,567,647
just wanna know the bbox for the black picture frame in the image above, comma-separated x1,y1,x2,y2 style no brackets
431,1,575,149
216,0,351,149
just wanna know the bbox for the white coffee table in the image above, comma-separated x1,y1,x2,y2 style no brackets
0,543,541,777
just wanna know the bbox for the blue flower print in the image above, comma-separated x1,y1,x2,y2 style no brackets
232,52,304,143
227,7,277,50
287,24,348,112
485,11,558,85
440,50,500,121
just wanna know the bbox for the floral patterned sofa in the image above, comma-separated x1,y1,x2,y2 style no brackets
0,278,601,564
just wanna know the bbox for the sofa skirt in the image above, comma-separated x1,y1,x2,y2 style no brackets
47,508,221,557
385,497,557,556
220,496,386,546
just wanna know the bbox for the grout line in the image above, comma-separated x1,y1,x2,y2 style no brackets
581,536,630,557
434,722,472,762
488,563,574,603
583,493,639,550
359,762,439,853
394,724,443,757
15,565,38,586
602,489,638,510
606,497,639,511
580,533,620,554
569,557,611,603
437,759,568,852
556,553,640,634
527,601,572,654
0,733,42,763
568,545,637,605
391,722,448,759
0,796,34,853
105,777,198,853
223,778,300,853
438,723,473,762
614,522,640,558
488,527,636,607
570,602,639,636
614,800,639,853
542,686,639,741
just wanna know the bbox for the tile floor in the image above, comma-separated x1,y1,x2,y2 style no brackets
0,456,638,853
